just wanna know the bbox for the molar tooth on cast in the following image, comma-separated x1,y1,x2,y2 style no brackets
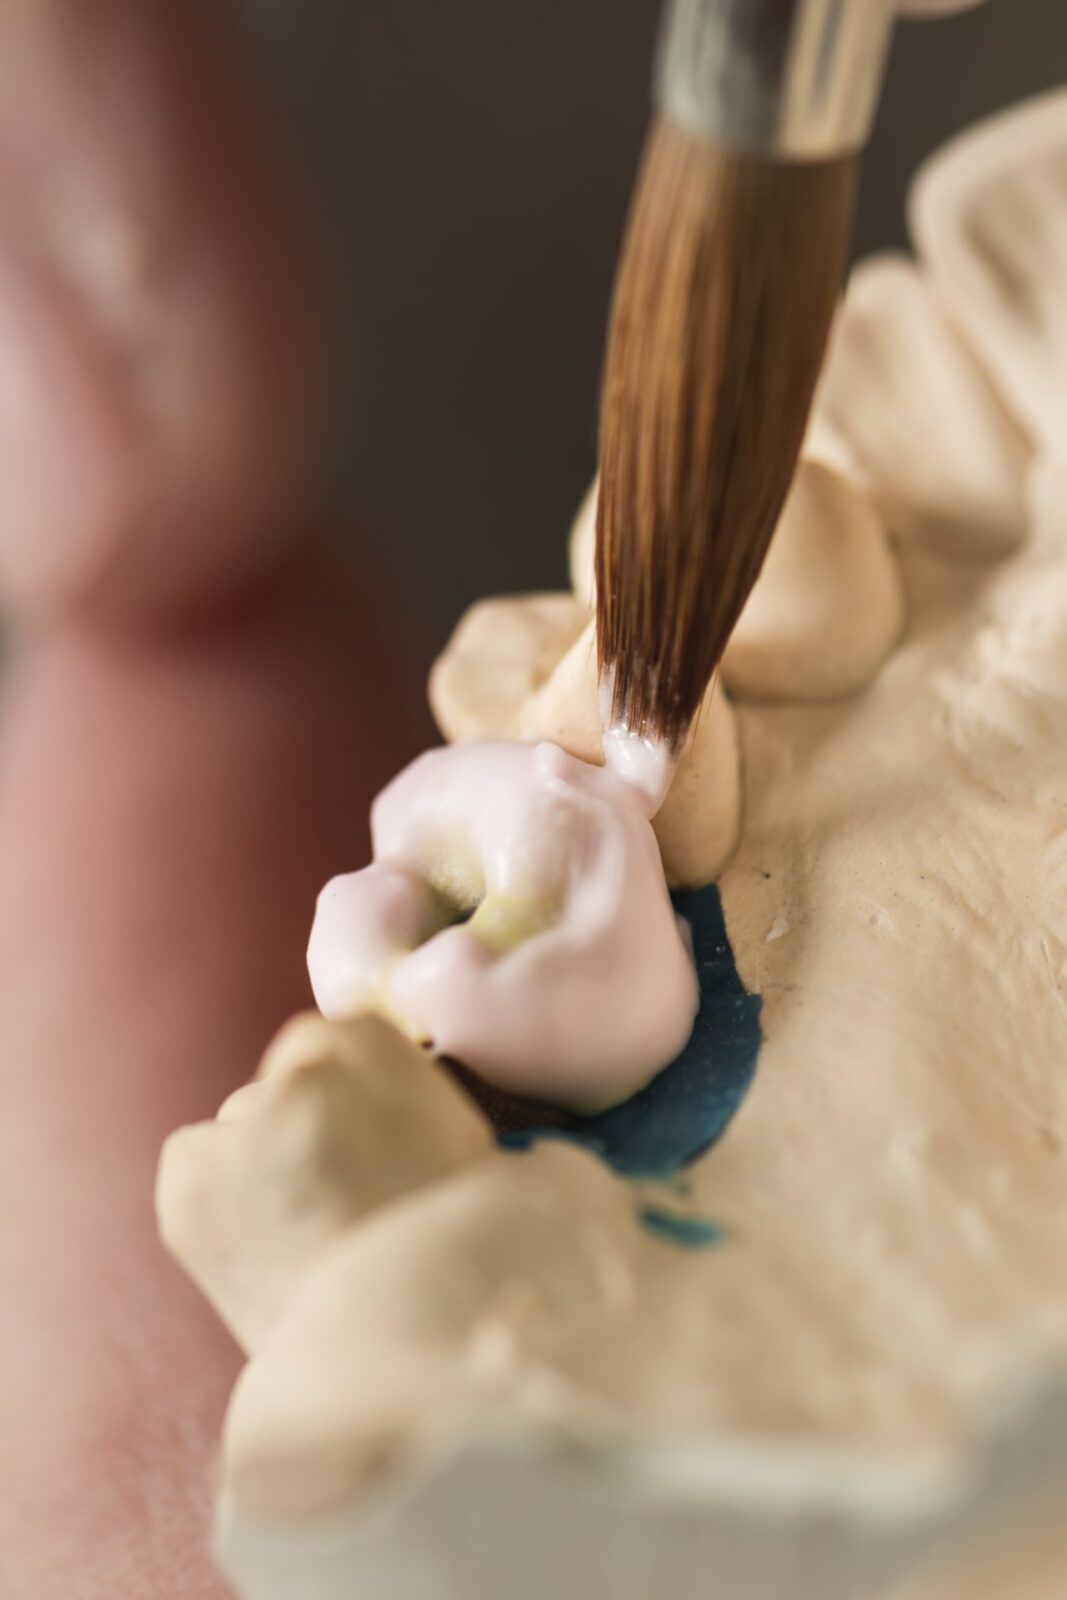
156,1011,492,1353
219,1145,638,1520
429,591,589,742
720,459,904,702
812,257,1029,560
912,89,1067,459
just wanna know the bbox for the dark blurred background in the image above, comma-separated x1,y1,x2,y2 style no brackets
240,1,1058,670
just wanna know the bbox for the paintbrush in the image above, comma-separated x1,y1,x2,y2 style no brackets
596,0,895,752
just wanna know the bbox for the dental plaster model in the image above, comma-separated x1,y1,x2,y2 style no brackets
158,90,1067,1600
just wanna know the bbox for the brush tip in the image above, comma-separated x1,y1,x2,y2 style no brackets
595,118,855,748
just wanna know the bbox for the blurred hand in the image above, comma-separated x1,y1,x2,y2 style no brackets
0,4,424,1596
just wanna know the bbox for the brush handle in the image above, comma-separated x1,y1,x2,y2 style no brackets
654,0,894,159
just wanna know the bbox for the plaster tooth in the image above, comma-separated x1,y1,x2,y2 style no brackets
156,1011,492,1354
429,592,588,742
911,87,1067,461
721,459,904,702
811,256,1029,560
220,1144,638,1519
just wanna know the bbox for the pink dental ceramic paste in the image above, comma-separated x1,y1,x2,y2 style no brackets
307,740,699,1110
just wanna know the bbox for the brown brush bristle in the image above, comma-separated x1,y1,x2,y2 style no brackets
596,117,855,750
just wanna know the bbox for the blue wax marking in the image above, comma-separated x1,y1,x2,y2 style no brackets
639,1207,724,1248
500,884,762,1200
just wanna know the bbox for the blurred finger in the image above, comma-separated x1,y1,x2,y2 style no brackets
0,0,328,622
0,535,426,1596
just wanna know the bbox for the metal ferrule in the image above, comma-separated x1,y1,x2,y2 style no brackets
654,0,895,160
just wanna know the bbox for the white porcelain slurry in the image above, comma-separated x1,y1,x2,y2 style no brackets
598,672,678,817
